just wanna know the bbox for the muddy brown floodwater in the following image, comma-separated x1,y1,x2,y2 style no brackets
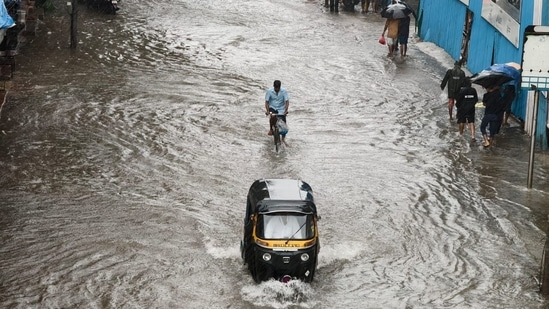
1,0,549,308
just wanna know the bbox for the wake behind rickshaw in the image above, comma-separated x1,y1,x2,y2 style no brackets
240,179,320,283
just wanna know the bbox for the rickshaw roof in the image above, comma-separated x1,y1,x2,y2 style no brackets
248,179,316,214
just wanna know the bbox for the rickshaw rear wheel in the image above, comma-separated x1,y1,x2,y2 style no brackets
253,261,265,283
244,245,258,279
255,260,272,283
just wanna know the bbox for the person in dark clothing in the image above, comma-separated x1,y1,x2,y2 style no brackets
455,78,478,141
394,1,416,57
329,0,339,12
501,84,516,126
441,61,466,121
480,86,505,147
397,14,413,58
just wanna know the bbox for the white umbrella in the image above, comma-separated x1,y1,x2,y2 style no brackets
381,3,410,19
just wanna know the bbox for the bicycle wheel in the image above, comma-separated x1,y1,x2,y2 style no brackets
273,126,281,152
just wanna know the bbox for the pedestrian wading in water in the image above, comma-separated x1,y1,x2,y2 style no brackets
441,61,466,121
455,78,478,141
480,85,505,147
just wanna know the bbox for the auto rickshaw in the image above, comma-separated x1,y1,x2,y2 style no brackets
240,179,320,283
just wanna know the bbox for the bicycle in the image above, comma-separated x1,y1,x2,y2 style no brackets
267,112,288,152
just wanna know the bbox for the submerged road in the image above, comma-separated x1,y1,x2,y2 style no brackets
1,0,549,308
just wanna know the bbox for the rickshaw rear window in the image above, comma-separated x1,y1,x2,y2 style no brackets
256,213,314,240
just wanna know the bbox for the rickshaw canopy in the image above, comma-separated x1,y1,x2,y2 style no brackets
247,179,317,214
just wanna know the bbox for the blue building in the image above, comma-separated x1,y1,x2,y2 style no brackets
417,0,549,149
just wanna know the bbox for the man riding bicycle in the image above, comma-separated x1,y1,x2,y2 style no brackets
265,80,290,144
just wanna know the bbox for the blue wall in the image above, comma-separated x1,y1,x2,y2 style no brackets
418,0,465,61
545,0,549,24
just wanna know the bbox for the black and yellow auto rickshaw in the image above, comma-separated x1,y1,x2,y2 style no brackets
240,179,320,283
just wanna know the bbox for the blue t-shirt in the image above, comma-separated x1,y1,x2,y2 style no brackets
265,87,289,114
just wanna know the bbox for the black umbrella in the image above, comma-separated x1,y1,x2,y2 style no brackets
470,72,514,89
470,63,520,88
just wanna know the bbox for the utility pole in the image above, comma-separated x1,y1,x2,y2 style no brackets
526,85,539,189
69,0,78,49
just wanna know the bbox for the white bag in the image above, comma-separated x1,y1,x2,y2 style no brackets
276,119,288,134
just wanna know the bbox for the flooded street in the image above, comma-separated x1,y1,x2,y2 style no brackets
2,0,549,307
